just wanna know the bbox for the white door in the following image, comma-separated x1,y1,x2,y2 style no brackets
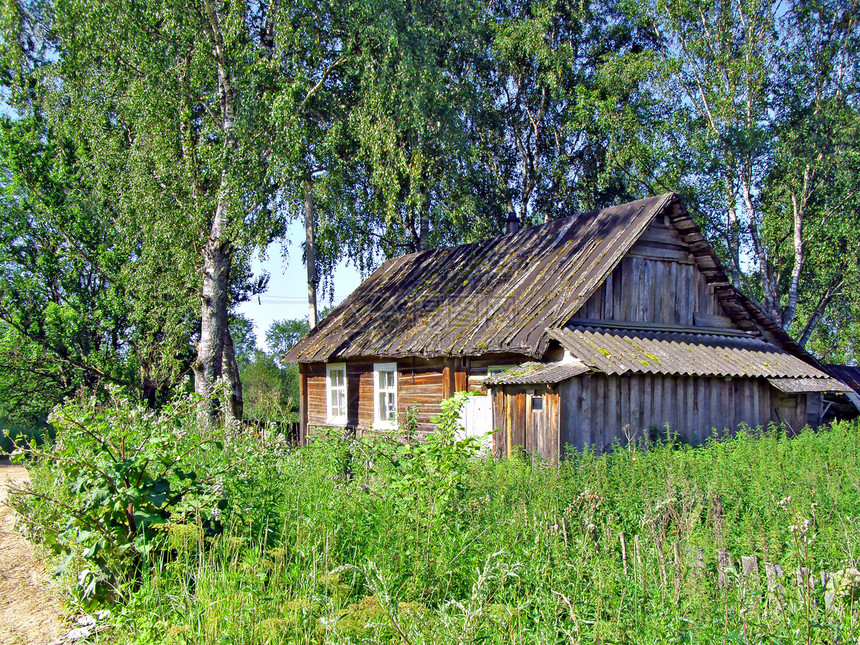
458,394,493,452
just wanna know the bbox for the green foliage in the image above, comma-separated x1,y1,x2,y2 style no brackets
373,392,481,521
484,0,662,222
0,416,51,455
266,318,311,358
265,308,332,358
9,388,238,600
637,0,860,355
240,350,299,424
0,114,174,420
38,417,860,642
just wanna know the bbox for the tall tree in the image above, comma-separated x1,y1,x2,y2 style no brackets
478,0,663,226
340,0,504,255
2,0,286,420
643,0,860,352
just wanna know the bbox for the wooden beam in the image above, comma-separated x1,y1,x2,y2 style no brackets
567,318,757,337
299,364,308,446
442,361,455,399
627,248,694,264
693,312,736,329
454,358,468,392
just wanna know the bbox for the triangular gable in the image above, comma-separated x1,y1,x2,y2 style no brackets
563,197,821,367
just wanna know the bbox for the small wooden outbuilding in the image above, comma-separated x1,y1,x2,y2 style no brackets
284,193,852,459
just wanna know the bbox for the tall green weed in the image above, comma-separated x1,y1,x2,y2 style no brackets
14,400,860,642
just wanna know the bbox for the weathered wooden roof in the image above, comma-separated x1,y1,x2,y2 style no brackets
285,192,825,368
484,361,590,385
823,365,860,394
286,193,676,362
548,326,835,380
767,377,852,393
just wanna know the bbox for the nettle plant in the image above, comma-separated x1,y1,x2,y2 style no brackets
9,386,236,600
379,391,483,520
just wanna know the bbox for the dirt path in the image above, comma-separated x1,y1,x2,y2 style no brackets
0,462,64,645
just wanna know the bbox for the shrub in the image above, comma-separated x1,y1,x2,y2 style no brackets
374,391,482,519
9,387,240,600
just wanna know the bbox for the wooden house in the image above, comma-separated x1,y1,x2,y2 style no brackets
284,193,852,459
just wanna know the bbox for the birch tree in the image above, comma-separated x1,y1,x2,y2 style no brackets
645,0,860,349
2,0,290,420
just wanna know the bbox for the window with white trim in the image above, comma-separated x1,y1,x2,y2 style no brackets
373,362,398,428
326,362,347,425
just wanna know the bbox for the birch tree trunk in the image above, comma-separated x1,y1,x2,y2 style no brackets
222,326,243,420
305,178,318,330
193,201,230,422
193,0,238,422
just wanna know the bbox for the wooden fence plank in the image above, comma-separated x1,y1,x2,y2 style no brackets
718,549,730,589
620,532,628,574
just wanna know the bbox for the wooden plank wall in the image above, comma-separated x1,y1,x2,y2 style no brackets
558,374,807,453
493,386,560,462
579,219,726,326
305,358,445,438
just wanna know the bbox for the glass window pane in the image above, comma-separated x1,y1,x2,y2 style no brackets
388,393,396,420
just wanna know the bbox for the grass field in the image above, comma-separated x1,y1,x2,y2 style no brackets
13,399,860,644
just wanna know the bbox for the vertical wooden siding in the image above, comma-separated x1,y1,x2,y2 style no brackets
558,374,806,453
579,219,726,325
580,256,724,325
493,386,560,462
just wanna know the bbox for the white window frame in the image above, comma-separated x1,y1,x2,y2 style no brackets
326,362,348,425
373,362,398,429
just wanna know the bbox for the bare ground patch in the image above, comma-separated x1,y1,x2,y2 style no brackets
0,462,64,645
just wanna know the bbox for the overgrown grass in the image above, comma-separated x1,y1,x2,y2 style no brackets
17,409,860,643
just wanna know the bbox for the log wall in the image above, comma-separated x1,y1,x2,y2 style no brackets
301,353,528,442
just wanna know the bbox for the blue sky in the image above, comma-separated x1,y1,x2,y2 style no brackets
236,218,363,352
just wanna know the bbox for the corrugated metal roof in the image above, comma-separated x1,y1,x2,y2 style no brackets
824,365,860,394
285,194,675,362
549,326,835,379
484,361,590,385
767,377,853,393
